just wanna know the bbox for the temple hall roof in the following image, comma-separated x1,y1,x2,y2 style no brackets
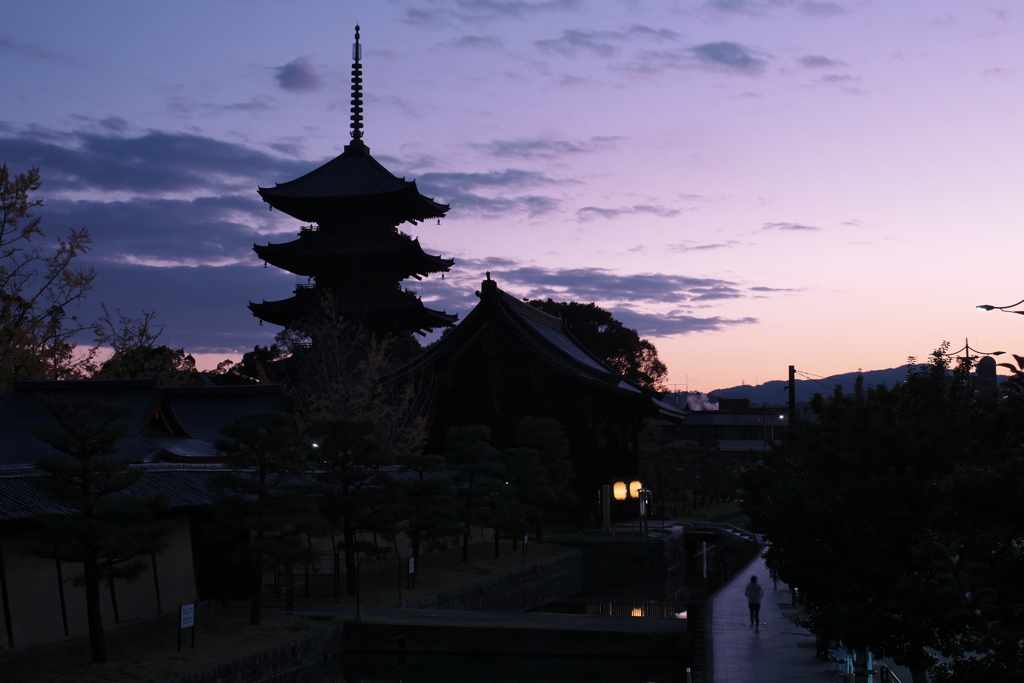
388,276,683,423
0,380,290,469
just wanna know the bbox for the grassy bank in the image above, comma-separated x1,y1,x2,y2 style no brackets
0,540,573,683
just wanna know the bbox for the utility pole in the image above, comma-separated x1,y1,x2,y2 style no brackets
788,365,797,424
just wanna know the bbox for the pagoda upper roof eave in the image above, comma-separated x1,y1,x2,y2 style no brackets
256,258,454,280
248,292,458,331
253,239,453,275
258,187,449,224
253,234,452,260
257,144,449,223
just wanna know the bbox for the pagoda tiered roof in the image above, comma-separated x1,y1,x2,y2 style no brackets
258,140,449,224
253,230,452,279
250,25,456,335
248,285,457,333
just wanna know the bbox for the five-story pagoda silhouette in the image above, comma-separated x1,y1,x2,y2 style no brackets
250,26,456,337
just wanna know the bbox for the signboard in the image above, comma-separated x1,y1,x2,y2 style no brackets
408,557,416,574
178,603,196,651
180,603,195,629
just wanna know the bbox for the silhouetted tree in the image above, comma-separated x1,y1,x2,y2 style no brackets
494,446,540,555
512,416,575,541
210,343,288,385
444,425,503,563
525,299,667,391
91,305,201,385
394,450,460,575
283,298,433,592
744,347,1022,683
308,417,396,595
0,164,95,388
31,396,168,663
213,412,313,625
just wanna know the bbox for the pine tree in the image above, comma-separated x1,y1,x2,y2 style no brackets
31,396,168,663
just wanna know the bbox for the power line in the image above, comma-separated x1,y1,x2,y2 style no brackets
793,369,859,387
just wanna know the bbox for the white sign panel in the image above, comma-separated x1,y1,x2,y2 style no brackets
180,603,195,629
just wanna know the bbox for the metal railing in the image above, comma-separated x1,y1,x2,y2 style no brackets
879,665,903,683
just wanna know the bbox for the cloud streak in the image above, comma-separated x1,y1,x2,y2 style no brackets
576,204,680,221
472,136,622,159
628,42,770,76
417,169,563,217
799,54,846,68
535,24,679,58
667,240,743,252
689,42,768,75
403,0,582,25
0,128,313,196
762,221,821,231
274,57,323,92
420,260,770,336
704,0,849,17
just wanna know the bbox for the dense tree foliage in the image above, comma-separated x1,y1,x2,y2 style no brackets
525,299,668,391
91,306,202,385
444,424,503,563
213,412,313,625
283,300,433,593
0,164,95,388
393,449,461,573
31,396,168,663
744,348,1024,683
211,343,288,385
512,416,575,541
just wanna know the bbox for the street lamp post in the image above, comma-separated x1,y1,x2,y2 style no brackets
977,298,1024,315
930,338,1004,366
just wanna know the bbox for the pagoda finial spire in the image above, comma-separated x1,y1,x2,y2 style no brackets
350,25,364,141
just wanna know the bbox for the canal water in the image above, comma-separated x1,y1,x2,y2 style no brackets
311,651,689,682
300,537,697,682
299,595,692,682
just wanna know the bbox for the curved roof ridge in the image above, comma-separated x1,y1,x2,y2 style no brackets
502,293,563,330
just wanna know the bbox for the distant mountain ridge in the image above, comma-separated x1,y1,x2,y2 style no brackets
706,365,928,406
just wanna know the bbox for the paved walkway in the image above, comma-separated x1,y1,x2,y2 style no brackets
711,553,838,683
710,553,915,683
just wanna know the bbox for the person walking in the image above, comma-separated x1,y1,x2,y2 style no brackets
745,575,764,631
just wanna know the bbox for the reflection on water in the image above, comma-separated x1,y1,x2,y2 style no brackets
312,652,687,682
531,599,687,620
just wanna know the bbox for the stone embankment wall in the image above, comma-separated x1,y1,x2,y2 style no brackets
403,549,584,611
162,551,584,683
162,628,344,683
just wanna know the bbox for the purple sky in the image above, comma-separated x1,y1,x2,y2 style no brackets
2,0,1022,391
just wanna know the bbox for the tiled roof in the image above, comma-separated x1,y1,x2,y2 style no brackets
0,379,164,468
248,287,458,331
385,278,677,407
502,295,619,380
0,380,290,468
383,278,685,422
257,142,449,222
260,144,411,198
0,465,224,521
253,232,454,278
163,385,291,444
